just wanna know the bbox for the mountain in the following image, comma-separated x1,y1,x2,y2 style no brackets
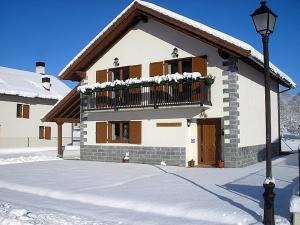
280,92,300,136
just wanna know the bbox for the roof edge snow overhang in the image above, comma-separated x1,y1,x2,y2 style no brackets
59,0,295,89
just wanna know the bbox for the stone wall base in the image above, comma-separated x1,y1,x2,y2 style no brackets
225,142,280,168
80,145,186,166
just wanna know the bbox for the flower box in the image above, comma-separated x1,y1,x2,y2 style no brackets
141,82,153,87
128,83,141,88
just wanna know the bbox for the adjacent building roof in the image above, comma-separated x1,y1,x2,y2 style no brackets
59,0,295,88
0,66,70,100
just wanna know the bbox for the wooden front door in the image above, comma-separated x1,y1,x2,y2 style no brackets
197,119,221,166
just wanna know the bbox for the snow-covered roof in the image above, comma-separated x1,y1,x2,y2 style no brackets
0,66,70,100
59,0,296,88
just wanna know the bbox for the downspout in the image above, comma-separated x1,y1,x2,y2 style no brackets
278,85,292,155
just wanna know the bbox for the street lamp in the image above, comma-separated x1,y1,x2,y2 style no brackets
251,1,277,225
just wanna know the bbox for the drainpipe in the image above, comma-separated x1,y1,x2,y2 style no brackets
278,86,292,155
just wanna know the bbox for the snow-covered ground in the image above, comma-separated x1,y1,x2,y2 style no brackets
282,133,300,152
0,146,297,225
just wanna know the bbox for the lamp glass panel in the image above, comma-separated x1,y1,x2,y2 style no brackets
253,13,268,32
268,14,276,32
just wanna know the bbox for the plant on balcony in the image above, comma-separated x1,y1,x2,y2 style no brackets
204,74,215,86
125,78,142,88
140,77,155,87
77,85,93,94
77,72,210,94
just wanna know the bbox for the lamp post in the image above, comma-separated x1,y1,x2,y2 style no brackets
251,1,277,225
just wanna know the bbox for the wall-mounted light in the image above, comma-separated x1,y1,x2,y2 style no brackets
171,47,179,58
113,57,119,67
187,119,191,127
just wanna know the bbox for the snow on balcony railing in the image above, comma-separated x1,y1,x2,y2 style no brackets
77,72,214,94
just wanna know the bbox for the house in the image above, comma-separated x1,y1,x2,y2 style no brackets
0,62,74,148
43,1,295,167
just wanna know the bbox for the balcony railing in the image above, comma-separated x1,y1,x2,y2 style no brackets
83,80,211,111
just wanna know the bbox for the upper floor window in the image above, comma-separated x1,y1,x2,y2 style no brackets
110,66,130,81
150,56,206,77
16,104,30,119
166,58,192,74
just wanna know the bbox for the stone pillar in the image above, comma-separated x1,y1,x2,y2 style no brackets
222,56,240,167
80,79,88,159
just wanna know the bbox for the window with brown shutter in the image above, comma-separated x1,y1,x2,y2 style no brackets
39,126,51,140
129,121,142,144
16,104,30,119
45,127,51,140
96,122,107,143
23,105,30,119
129,65,142,105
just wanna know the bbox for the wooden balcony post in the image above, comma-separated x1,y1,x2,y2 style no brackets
56,122,63,157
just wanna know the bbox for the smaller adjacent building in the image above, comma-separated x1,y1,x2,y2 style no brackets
0,62,73,148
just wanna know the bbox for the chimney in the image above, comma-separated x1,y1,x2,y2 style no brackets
36,61,45,75
42,76,51,91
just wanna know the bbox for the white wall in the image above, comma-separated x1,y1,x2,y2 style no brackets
0,95,72,148
85,107,204,147
86,18,225,119
238,61,279,147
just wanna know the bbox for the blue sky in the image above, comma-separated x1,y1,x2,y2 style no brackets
0,0,299,93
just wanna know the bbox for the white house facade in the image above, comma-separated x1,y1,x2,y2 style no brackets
47,1,295,167
0,64,73,148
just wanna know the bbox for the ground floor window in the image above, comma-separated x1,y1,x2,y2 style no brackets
109,121,130,143
39,126,51,140
96,121,141,144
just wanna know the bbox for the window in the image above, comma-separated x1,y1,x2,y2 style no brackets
166,58,192,74
39,126,51,140
16,104,30,119
109,121,130,143
110,66,130,81
95,121,141,144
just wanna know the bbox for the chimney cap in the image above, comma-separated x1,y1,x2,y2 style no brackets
36,61,45,67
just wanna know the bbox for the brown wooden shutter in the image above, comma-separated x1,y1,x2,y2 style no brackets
23,104,30,119
129,65,142,78
150,62,164,77
129,121,142,144
129,65,142,105
96,122,107,143
96,70,107,83
150,62,164,104
192,56,207,102
107,70,113,82
39,126,44,139
45,127,51,140
96,70,108,107
192,56,207,76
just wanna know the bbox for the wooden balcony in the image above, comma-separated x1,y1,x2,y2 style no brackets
83,80,211,111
